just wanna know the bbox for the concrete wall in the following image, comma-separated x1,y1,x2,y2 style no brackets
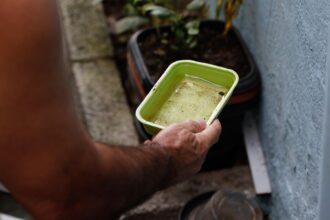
319,24,330,219
235,1,330,219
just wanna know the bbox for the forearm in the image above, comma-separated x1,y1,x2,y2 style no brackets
33,144,171,219
2,139,171,220
61,142,171,219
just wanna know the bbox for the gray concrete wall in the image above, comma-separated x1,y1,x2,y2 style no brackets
318,22,330,220
235,1,330,219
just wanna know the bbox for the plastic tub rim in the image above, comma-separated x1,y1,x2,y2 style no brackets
135,60,239,134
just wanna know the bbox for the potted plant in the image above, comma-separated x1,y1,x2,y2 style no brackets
126,0,260,118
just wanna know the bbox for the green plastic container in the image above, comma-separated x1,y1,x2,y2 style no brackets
136,60,239,135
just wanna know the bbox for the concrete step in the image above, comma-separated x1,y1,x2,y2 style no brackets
59,0,139,146
73,60,139,145
59,0,113,61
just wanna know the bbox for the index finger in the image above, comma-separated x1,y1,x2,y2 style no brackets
196,120,222,148
173,120,207,133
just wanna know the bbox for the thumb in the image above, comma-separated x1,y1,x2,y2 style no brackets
196,120,222,148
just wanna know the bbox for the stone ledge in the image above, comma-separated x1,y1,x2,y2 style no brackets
73,60,139,145
121,166,254,220
60,0,113,61
60,0,139,146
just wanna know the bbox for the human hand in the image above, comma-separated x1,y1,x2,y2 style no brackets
146,119,221,185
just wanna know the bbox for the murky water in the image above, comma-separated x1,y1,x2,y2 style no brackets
151,75,228,127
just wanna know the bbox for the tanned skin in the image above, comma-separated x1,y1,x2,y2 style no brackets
0,1,221,219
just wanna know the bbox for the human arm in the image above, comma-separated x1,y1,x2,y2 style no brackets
0,0,221,219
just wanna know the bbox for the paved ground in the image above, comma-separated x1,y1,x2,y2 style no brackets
120,166,254,220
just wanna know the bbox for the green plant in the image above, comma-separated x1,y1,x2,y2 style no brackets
110,0,172,35
144,0,208,50
95,0,242,36
115,0,208,50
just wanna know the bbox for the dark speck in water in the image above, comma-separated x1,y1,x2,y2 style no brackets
218,91,225,96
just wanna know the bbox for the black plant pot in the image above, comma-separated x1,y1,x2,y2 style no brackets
127,20,261,117
126,20,261,170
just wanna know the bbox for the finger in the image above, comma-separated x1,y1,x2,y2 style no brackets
176,120,206,133
196,119,207,130
196,119,222,148
144,140,152,145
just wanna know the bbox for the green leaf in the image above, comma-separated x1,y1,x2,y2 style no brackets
188,40,198,48
185,20,200,35
187,28,199,35
184,35,198,48
142,4,173,18
185,36,194,44
186,0,206,11
115,16,149,34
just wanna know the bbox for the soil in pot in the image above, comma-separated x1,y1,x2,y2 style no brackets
139,26,250,83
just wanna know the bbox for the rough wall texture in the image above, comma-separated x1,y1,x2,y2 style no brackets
236,1,330,219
